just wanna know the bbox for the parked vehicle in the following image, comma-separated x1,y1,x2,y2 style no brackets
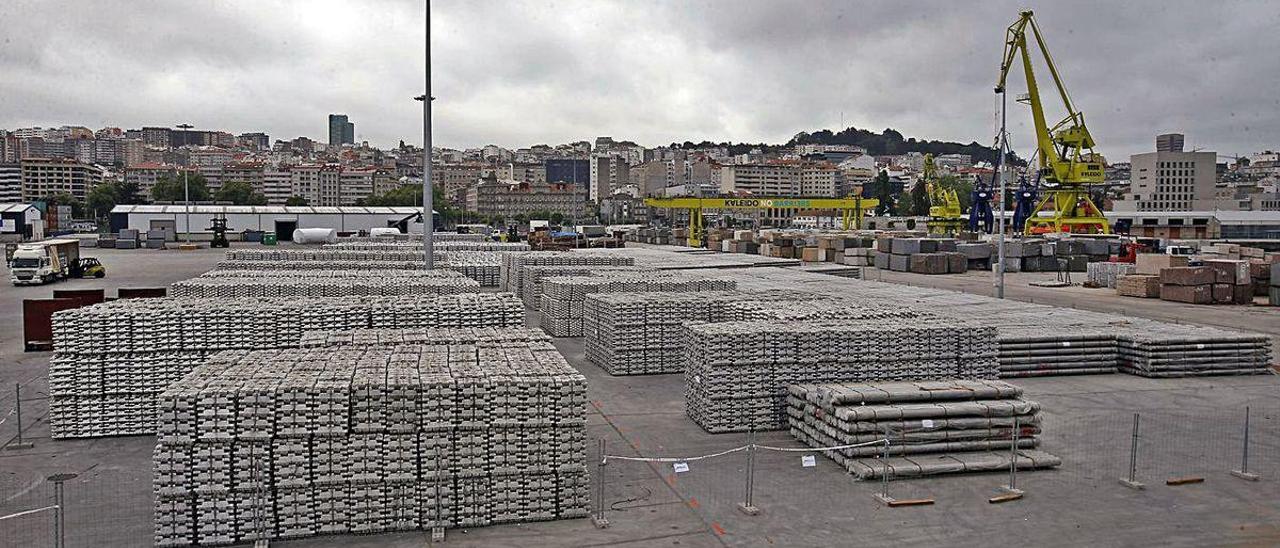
8,239,83,285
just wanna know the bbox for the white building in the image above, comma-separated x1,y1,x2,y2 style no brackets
1114,135,1216,212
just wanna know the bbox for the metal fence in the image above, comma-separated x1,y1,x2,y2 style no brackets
591,405,1280,539
4,402,1278,546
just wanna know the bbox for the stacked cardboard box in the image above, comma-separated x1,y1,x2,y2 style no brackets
153,340,587,546
786,380,1060,480
682,319,999,433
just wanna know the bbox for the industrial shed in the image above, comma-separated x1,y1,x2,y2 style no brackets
109,205,438,241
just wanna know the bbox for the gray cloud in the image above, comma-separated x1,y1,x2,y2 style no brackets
0,0,1277,159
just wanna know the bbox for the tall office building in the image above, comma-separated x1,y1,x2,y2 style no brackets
1113,134,1215,212
328,114,355,146
1156,133,1185,153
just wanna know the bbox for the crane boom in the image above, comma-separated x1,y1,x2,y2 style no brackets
995,10,1109,234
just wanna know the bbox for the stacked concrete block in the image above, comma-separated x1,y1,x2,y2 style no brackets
1085,262,1135,289
1134,253,1188,275
153,341,587,546
539,274,736,337
957,242,992,269
1273,262,1280,305
786,380,1060,480
1117,324,1273,377
48,294,525,439
1158,266,1217,304
581,290,820,375
682,320,999,433
873,237,965,274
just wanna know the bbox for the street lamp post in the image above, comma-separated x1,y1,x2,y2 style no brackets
416,0,434,269
176,123,194,245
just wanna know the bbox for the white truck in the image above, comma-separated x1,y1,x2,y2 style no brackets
8,239,81,285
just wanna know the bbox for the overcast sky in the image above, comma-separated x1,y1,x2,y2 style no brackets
1,0,1277,159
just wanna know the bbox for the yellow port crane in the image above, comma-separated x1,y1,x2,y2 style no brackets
922,154,964,234
995,10,1110,234
643,196,879,247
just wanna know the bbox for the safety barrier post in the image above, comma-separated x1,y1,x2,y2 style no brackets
592,438,609,529
7,384,33,450
48,473,76,548
1119,413,1145,490
874,430,893,505
737,429,759,516
990,416,1024,503
1231,406,1259,481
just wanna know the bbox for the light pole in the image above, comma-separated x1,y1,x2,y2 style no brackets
176,123,194,244
415,0,434,269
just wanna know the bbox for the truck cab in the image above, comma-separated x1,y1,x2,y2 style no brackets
8,239,81,285
9,246,55,284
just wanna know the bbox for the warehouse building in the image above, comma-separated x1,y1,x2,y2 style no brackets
109,204,437,241
1105,210,1280,241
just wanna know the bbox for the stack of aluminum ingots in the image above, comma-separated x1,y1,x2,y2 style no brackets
683,320,999,433
153,339,587,546
298,326,550,348
582,290,823,376
1086,262,1135,289
786,380,1060,480
539,274,736,337
1116,322,1273,377
499,251,637,296
436,251,504,287
171,273,481,298
995,325,1118,377
322,241,531,252
47,294,524,439
215,260,426,271
520,265,653,309
197,269,448,279
222,250,508,286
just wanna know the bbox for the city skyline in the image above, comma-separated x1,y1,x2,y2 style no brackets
1,1,1278,159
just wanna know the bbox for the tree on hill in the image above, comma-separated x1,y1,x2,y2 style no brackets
152,173,211,202
215,181,267,205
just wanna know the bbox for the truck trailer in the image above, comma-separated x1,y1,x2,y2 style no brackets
8,239,82,285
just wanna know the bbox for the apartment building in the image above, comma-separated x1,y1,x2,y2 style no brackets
20,158,106,201
465,179,588,219
590,154,629,202
0,163,21,203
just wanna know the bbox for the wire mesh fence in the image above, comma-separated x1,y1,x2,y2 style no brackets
1,378,49,451
0,468,152,548
3,404,1279,546
593,403,1280,536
